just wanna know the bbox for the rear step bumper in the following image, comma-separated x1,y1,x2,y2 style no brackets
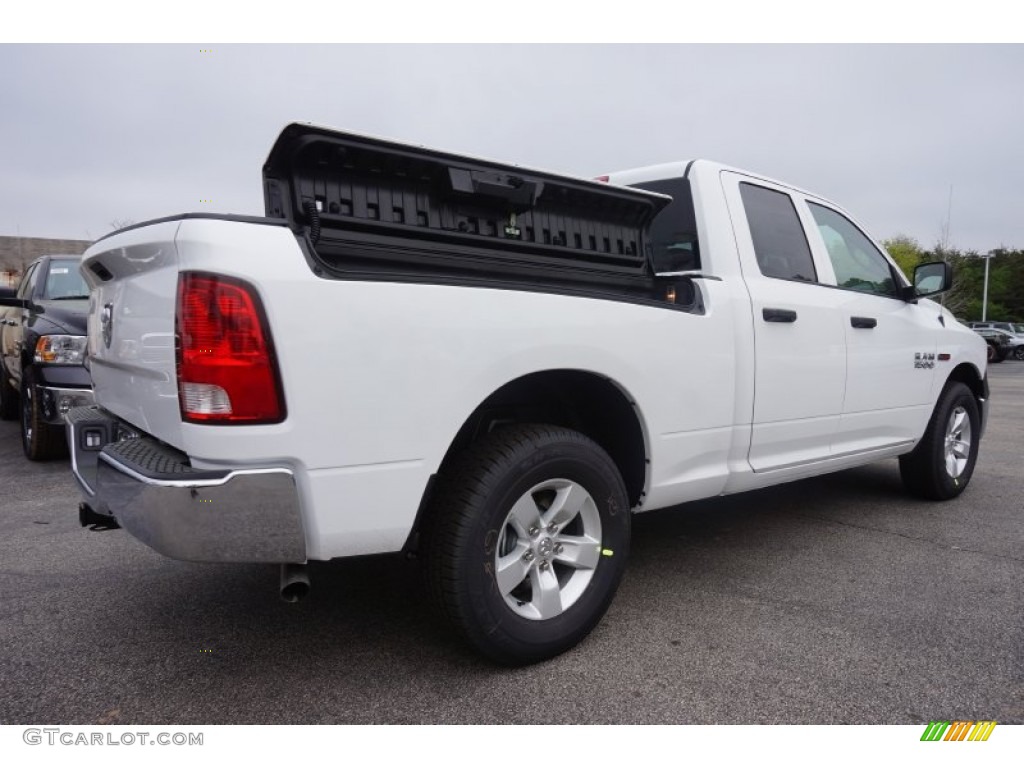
66,406,306,563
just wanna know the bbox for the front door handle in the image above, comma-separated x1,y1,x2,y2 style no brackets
851,316,877,329
763,307,797,323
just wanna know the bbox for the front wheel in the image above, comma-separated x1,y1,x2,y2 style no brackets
899,381,980,500
1014,347,1024,361
21,370,68,461
425,424,630,665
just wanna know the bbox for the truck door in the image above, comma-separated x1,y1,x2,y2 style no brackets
721,172,846,472
800,200,939,452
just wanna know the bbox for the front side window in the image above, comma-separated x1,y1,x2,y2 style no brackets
17,263,39,300
808,203,897,297
739,183,817,282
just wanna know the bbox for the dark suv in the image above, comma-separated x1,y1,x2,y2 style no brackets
973,327,1024,362
0,255,94,459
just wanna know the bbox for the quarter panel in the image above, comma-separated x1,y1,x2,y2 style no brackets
169,219,741,557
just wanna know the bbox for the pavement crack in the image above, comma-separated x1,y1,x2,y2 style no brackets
795,514,1024,563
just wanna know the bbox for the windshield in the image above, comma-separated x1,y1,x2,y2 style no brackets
43,260,89,300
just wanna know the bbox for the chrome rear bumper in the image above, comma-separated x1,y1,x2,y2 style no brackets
67,406,306,563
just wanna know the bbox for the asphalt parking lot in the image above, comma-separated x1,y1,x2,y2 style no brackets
1,366,1021,725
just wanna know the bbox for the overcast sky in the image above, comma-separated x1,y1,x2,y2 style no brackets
1,44,1021,251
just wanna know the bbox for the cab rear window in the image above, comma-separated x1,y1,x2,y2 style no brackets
632,177,701,274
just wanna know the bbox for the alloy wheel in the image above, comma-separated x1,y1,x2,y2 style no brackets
494,478,602,621
944,406,972,479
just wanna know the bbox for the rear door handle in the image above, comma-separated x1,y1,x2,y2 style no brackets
851,316,877,329
763,308,797,323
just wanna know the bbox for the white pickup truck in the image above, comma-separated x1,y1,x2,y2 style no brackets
69,124,988,665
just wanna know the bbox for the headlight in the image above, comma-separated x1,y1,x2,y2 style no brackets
34,335,87,365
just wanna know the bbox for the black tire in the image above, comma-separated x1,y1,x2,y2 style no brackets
21,369,68,461
424,424,630,666
1014,347,1024,362
899,381,980,500
0,359,17,421
985,343,996,363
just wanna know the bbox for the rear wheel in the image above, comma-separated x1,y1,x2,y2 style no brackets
21,369,67,461
425,424,630,665
1014,347,1024,361
899,381,979,500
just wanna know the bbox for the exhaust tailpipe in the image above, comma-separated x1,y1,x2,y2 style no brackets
279,563,310,603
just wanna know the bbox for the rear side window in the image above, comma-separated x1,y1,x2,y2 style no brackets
632,177,701,274
739,183,817,282
808,203,897,297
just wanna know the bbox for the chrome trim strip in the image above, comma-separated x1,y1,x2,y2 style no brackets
753,440,915,474
67,418,96,497
98,451,294,489
41,385,94,398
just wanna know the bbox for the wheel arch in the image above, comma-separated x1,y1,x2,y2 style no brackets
405,369,650,552
945,361,986,401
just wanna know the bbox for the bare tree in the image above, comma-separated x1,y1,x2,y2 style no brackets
108,218,136,232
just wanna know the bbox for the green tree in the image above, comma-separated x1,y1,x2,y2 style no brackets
882,235,925,280
916,246,1024,323
882,231,1023,322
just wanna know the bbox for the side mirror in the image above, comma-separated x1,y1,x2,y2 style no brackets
0,296,40,311
907,261,952,300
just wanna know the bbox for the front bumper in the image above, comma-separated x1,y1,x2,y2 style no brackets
39,385,94,425
978,375,990,439
67,406,306,563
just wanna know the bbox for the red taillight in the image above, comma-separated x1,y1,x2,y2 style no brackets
175,272,285,424
594,175,610,183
